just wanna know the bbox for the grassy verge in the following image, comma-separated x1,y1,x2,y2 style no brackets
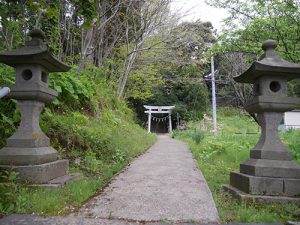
0,113,155,216
173,107,300,223
0,67,156,216
7,162,138,216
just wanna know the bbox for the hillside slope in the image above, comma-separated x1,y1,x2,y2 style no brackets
0,65,156,216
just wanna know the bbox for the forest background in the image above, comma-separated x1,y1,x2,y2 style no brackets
2,0,300,125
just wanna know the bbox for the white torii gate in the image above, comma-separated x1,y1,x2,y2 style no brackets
144,105,175,133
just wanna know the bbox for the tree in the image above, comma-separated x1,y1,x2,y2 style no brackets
206,0,300,116
125,20,215,122
209,0,300,62
116,0,172,99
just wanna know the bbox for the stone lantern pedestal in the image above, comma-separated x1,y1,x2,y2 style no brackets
224,40,300,203
0,29,79,185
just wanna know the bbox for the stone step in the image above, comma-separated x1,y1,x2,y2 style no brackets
29,173,81,188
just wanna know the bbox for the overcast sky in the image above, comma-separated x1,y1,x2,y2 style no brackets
170,0,229,32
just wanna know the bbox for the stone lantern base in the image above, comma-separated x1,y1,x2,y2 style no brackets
0,160,68,184
0,160,81,187
223,158,300,204
223,184,300,205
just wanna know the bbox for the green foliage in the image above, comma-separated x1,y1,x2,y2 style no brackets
0,170,27,215
0,64,156,215
126,21,214,123
289,79,300,98
167,21,215,63
0,65,18,147
191,130,205,145
173,130,205,145
14,177,102,215
206,0,300,104
84,152,102,174
41,107,155,164
210,0,300,62
281,130,300,164
175,107,300,223
49,67,97,113
149,78,209,121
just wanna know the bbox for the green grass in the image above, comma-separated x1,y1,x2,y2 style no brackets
15,164,121,215
1,109,156,217
1,145,155,216
174,107,300,223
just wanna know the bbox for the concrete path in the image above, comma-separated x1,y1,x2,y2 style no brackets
77,135,219,224
0,135,219,225
0,214,203,225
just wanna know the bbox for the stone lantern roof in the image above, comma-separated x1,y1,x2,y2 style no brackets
234,40,300,83
0,29,70,72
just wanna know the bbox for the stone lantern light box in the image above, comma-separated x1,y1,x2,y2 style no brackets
0,29,77,185
224,40,300,202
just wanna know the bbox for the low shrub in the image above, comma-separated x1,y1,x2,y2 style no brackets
191,130,205,144
0,170,27,215
173,129,205,145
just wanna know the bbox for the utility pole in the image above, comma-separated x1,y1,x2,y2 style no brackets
211,55,217,134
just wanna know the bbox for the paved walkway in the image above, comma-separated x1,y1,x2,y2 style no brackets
0,135,219,225
77,135,219,223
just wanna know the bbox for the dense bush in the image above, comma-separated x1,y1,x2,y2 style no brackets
0,65,156,216
41,109,154,166
0,170,27,214
148,79,209,121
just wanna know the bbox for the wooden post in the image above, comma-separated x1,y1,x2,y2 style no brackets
169,113,172,132
148,110,152,133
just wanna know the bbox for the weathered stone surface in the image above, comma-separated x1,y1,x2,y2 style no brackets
6,101,49,147
240,159,300,178
0,28,71,184
245,96,299,113
248,112,292,160
0,160,68,184
225,40,300,202
250,149,292,161
284,178,300,196
0,147,57,165
29,173,82,188
229,173,300,197
223,184,300,205
230,172,283,195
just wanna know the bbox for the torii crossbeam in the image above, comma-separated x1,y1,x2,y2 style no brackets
144,105,175,133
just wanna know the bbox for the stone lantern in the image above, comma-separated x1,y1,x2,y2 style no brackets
224,40,300,202
0,29,72,184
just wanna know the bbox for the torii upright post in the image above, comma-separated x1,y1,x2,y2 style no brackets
148,109,152,133
144,105,175,133
169,113,172,132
